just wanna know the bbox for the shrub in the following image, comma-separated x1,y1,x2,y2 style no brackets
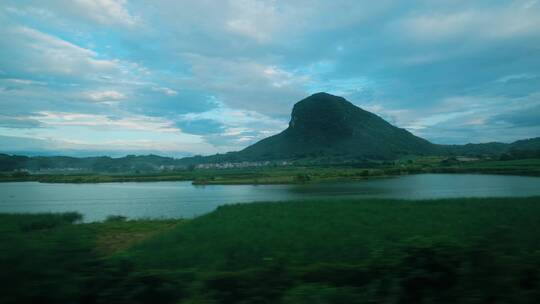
295,173,311,183
105,215,128,223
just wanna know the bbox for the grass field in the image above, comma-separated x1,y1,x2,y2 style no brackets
2,197,540,303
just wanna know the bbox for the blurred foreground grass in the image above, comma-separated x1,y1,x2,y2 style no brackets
2,197,540,303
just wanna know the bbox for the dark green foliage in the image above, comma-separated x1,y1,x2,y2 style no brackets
442,142,510,156
281,284,364,304
501,148,540,160
510,137,540,150
0,213,94,304
3,197,540,303
20,212,83,231
105,215,128,222
396,240,464,303
127,198,540,271
0,213,186,304
0,153,181,173
295,173,311,182
10,170,30,177
123,197,540,303
0,154,29,171
204,265,293,304
85,264,188,304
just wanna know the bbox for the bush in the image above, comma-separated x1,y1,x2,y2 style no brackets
105,215,128,223
295,173,311,183
20,212,82,231
396,240,464,303
10,171,30,178
281,284,362,304
204,266,293,304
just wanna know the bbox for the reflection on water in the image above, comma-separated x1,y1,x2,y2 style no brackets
0,174,539,222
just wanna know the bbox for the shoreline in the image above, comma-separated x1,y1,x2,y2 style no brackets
1,167,539,185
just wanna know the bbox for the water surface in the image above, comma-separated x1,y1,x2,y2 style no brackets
0,174,539,222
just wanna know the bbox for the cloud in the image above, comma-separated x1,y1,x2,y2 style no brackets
178,103,288,149
0,115,43,129
0,112,224,155
383,93,540,144
184,54,309,114
1,0,540,155
3,0,138,28
0,26,119,80
122,88,217,118
87,90,126,102
0,135,55,153
495,74,538,83
33,112,180,133
151,86,178,96
401,3,540,43
224,0,280,42
180,105,286,132
2,78,47,86
490,103,540,128
0,135,213,157
7,0,139,28
176,119,223,135
66,0,138,27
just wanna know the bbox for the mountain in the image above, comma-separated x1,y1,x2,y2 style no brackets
235,92,436,160
0,154,178,172
185,92,539,163
509,137,540,150
1,92,539,171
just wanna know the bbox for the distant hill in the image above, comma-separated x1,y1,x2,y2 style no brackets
440,137,540,156
236,92,435,160
184,93,540,163
185,92,539,162
0,154,178,172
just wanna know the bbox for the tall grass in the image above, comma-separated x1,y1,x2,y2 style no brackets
2,197,540,303
126,197,540,271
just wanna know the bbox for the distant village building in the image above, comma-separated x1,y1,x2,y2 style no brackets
195,160,290,170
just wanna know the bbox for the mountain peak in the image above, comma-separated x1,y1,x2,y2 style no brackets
288,92,363,131
294,92,350,108
236,93,435,160
305,91,343,99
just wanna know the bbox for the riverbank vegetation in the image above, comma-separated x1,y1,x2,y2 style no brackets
2,197,540,303
1,157,540,184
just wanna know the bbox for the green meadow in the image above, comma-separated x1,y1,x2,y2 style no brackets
2,197,540,303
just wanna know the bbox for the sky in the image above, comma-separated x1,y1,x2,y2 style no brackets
0,0,539,157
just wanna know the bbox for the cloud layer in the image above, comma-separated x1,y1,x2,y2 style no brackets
1,0,539,156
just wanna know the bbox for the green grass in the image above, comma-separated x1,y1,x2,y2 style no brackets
429,158,540,176
0,214,183,304
83,218,183,255
2,197,540,303
126,197,540,271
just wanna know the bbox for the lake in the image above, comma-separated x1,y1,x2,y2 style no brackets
1,174,539,222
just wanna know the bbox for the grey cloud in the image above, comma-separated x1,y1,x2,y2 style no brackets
176,119,224,135
490,104,540,128
2,0,540,155
0,115,43,128
183,54,309,114
0,135,53,152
